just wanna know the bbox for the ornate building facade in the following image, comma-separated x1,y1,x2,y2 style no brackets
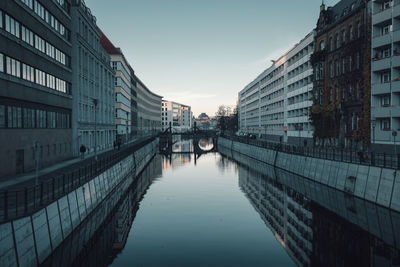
311,0,371,148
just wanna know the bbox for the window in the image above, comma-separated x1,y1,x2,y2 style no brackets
381,71,391,83
356,53,360,69
0,10,3,29
383,1,392,10
382,48,391,58
381,118,391,130
35,69,46,86
357,22,361,38
335,60,339,76
336,34,340,49
329,37,334,51
320,40,325,51
5,15,20,38
342,30,346,44
319,88,323,105
330,62,334,77
21,26,34,46
382,25,392,35
6,57,21,78
349,25,353,40
319,63,324,79
342,58,346,73
0,105,5,128
349,56,353,72
0,54,3,73
22,63,34,82
381,95,391,106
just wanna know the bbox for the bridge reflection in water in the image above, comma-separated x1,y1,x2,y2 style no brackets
40,139,400,267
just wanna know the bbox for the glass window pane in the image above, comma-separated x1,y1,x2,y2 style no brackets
0,54,3,72
0,105,5,128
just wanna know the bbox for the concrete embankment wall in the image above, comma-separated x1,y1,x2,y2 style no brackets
0,139,158,267
219,137,400,213
219,145,400,250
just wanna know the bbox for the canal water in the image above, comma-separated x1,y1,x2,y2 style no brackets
43,139,400,267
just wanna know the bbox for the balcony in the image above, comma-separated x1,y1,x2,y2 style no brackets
372,82,391,95
372,57,391,72
372,105,400,118
373,33,391,48
373,7,392,26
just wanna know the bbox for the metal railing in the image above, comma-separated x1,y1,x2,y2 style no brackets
0,136,156,223
223,135,400,170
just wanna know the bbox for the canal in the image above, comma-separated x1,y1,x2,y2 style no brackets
42,139,400,267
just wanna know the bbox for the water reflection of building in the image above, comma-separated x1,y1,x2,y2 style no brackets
112,155,162,255
237,154,400,267
42,156,162,267
239,166,313,266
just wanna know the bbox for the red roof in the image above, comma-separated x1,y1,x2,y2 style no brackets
98,27,120,55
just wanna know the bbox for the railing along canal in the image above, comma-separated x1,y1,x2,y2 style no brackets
0,136,156,223
223,135,400,170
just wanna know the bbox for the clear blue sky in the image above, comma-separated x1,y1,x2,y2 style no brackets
86,0,338,117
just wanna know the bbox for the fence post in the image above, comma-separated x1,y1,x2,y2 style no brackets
40,182,44,206
52,178,55,200
24,187,28,213
62,174,66,194
384,153,386,168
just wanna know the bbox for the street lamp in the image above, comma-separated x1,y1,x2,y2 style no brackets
92,98,98,160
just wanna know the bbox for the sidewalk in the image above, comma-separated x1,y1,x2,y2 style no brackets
0,137,146,190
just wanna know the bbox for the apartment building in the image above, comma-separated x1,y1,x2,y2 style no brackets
286,32,315,145
71,1,115,156
161,100,192,132
239,31,314,145
371,0,400,151
0,0,73,177
134,75,162,136
312,0,371,149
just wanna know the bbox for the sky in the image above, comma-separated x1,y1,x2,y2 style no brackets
86,0,339,117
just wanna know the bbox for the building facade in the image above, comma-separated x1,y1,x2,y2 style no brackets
161,100,192,132
371,0,400,152
71,1,115,156
0,0,73,178
134,76,162,136
100,31,139,142
239,31,314,145
311,0,371,149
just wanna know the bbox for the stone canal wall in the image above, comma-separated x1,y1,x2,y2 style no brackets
0,139,158,267
218,137,400,213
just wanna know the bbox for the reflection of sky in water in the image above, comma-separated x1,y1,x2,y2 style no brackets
110,153,295,267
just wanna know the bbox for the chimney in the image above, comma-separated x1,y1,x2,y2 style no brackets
320,0,325,11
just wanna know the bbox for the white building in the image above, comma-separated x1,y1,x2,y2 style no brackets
161,100,192,132
135,76,162,136
371,0,400,151
71,1,115,156
239,31,314,145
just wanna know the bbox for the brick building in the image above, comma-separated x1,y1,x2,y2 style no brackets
311,0,371,149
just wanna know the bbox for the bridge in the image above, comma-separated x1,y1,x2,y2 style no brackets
159,123,218,158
